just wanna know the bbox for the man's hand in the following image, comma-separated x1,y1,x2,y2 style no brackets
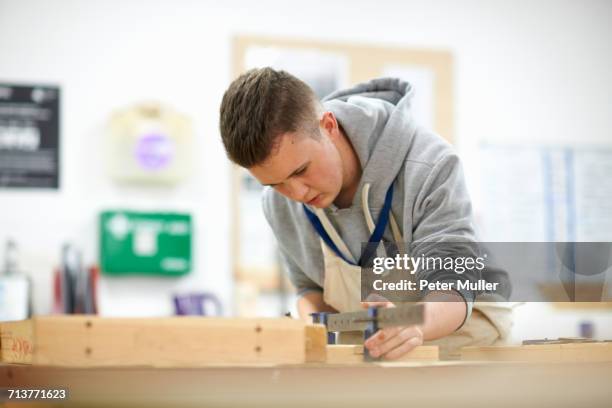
361,301,424,360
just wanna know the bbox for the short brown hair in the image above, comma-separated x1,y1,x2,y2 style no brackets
219,67,320,167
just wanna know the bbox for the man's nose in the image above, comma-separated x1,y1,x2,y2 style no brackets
285,180,309,202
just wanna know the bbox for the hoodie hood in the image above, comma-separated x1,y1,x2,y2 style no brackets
322,78,418,202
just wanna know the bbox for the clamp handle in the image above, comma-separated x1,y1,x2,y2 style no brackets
363,306,380,361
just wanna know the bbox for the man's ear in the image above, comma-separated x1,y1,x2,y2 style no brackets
319,111,339,138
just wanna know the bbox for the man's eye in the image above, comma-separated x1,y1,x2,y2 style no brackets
295,167,307,176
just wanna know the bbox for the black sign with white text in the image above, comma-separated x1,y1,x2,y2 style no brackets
0,83,60,188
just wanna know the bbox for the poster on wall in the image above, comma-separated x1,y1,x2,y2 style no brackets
0,83,60,189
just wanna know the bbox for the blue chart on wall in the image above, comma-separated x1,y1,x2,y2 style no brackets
0,83,60,189
479,145,612,243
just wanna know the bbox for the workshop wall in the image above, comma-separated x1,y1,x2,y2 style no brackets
0,0,610,338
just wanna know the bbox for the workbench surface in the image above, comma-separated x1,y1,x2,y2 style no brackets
2,361,612,407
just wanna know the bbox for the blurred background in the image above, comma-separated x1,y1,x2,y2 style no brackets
0,0,611,343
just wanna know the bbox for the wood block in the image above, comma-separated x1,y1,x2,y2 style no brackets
326,345,439,363
461,343,612,362
0,316,327,367
326,344,363,364
305,324,327,363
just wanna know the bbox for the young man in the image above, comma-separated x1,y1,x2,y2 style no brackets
219,68,511,360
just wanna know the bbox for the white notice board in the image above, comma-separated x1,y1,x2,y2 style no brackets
478,145,612,242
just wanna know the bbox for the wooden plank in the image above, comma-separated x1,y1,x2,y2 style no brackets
326,345,439,364
461,343,612,362
0,316,327,367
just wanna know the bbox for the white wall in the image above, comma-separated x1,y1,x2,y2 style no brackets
1,0,611,335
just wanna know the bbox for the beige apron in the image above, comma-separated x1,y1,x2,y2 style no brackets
315,183,514,360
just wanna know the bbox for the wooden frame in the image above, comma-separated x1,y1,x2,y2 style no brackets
231,36,454,139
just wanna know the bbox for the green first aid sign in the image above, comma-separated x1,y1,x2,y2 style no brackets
100,211,192,276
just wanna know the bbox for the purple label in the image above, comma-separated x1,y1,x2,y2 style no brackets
134,133,174,170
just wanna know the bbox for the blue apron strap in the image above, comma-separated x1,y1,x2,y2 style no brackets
303,205,357,265
360,184,394,266
303,183,394,267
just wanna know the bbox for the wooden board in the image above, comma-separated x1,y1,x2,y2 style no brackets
461,342,612,362
326,345,439,364
0,316,326,367
8,361,612,408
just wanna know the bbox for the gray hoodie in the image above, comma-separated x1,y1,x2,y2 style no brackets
262,78,508,320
